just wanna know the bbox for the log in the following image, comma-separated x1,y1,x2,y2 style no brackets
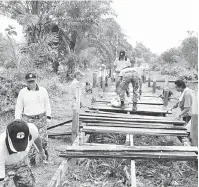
82,126,188,136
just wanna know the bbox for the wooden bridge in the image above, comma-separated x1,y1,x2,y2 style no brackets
48,70,198,187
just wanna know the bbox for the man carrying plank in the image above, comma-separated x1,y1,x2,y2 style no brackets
0,120,45,187
116,67,142,111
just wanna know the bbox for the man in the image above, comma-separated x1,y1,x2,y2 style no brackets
172,80,193,123
114,50,131,96
116,67,142,111
0,120,45,187
70,71,85,108
15,72,51,165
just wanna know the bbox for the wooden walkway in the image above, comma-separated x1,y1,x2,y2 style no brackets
51,72,198,187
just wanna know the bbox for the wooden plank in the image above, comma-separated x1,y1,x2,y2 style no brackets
89,105,171,115
67,145,198,153
49,132,72,137
80,112,185,124
59,151,197,161
80,115,183,125
47,160,68,187
83,122,186,130
95,99,163,105
82,126,188,136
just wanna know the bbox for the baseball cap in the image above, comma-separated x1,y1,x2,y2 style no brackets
120,50,125,56
6,120,30,152
25,73,37,82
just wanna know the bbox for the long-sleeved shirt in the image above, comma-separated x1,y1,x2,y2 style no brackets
15,86,51,119
0,123,38,179
114,57,131,72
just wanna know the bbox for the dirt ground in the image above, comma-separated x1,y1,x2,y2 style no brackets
0,69,197,187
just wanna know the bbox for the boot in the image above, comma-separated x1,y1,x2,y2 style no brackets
121,101,125,108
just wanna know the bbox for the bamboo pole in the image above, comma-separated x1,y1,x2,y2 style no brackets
148,70,151,87
190,91,198,146
163,87,169,107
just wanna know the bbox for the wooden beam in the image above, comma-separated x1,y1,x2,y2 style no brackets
59,150,197,161
190,91,198,146
80,115,185,125
83,122,186,130
82,126,188,136
49,132,72,137
47,160,68,187
130,135,136,187
89,105,171,115
65,145,198,153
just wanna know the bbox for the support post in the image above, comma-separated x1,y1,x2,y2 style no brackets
152,78,156,94
164,75,169,88
102,69,106,92
190,91,198,146
92,72,98,102
130,135,136,187
163,87,169,107
148,70,151,87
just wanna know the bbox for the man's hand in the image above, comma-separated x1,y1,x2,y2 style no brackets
172,103,178,109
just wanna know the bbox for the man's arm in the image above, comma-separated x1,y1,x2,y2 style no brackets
15,90,24,119
172,102,179,109
179,107,191,118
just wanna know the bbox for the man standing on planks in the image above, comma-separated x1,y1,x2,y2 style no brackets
114,50,131,96
172,80,193,123
0,120,45,187
15,72,51,165
116,67,142,111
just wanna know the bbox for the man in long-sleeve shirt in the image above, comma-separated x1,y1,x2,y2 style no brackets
15,72,51,165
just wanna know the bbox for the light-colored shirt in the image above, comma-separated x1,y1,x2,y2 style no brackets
15,86,51,119
119,67,142,78
70,79,81,99
0,123,38,179
114,57,131,72
179,89,193,117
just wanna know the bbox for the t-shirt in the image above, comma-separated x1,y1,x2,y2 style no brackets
114,57,131,72
178,90,193,117
119,67,142,78
0,123,38,179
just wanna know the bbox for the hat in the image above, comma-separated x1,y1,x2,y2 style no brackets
120,50,125,56
6,120,30,152
25,73,37,82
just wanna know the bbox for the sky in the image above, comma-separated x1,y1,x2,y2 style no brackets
0,0,198,54
111,0,198,54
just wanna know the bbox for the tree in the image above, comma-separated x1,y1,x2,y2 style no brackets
161,48,182,64
181,36,198,68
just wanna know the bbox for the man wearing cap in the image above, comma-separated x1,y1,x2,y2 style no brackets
15,72,51,165
0,120,45,187
114,50,131,96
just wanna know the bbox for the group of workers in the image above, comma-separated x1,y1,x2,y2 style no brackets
0,49,194,186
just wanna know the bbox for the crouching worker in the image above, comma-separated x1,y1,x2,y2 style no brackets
116,67,142,111
0,120,45,187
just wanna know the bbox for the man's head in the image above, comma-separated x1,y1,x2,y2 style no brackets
6,120,31,152
25,73,37,90
174,79,186,92
74,71,83,81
